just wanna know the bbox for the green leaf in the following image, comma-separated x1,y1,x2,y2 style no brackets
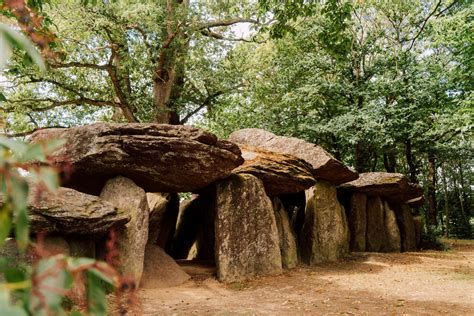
29,256,68,313
18,144,46,163
0,93,7,102
37,167,59,192
0,204,12,247
0,24,45,72
86,270,107,316
0,291,27,316
13,208,29,252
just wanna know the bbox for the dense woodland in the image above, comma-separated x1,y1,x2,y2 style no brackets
0,0,472,238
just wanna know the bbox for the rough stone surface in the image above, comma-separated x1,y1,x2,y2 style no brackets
339,172,423,202
30,123,244,194
413,216,424,249
100,176,149,283
5,186,130,235
300,181,350,264
366,196,386,252
215,174,282,282
273,198,298,269
233,145,315,195
395,204,417,252
67,238,96,258
348,193,367,252
383,201,401,252
146,192,171,243
141,245,190,289
229,129,358,185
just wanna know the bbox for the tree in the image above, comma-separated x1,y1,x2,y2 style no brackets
1,0,261,132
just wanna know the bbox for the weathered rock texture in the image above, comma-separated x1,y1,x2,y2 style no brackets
100,176,149,283
348,193,367,252
383,201,401,252
233,145,315,195
229,129,358,184
147,192,170,241
141,245,190,289
300,181,349,264
413,216,424,249
366,196,386,252
30,123,244,194
215,174,282,282
273,198,298,269
1,186,129,235
339,172,422,202
396,204,417,251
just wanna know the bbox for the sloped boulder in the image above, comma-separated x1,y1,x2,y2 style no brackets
233,145,315,196
229,129,358,185
366,196,386,252
215,174,282,282
273,198,298,269
0,187,129,235
100,176,149,283
300,181,349,264
30,123,244,194
348,193,367,252
339,172,422,202
383,201,401,252
141,245,190,289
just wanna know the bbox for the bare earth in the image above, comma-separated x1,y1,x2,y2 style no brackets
138,240,474,315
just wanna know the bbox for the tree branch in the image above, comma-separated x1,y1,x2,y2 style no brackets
197,18,259,30
49,62,111,70
407,0,443,51
200,30,254,42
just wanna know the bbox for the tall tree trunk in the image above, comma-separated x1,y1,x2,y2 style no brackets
441,163,450,237
404,139,418,183
453,163,469,228
383,149,397,172
153,0,188,124
354,142,372,172
426,151,437,227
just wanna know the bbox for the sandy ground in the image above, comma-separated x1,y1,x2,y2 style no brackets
138,239,474,315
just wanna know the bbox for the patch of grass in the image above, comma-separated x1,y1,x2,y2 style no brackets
227,281,247,290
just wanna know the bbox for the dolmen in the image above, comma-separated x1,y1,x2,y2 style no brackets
3,124,424,286
338,172,423,252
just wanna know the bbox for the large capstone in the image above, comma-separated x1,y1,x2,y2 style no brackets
30,123,244,194
1,186,130,235
214,174,282,282
229,129,358,185
339,172,423,203
100,176,149,283
233,145,315,196
300,181,350,264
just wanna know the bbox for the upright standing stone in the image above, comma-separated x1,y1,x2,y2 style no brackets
413,216,424,249
348,193,367,251
273,198,298,269
366,196,386,252
383,201,401,252
215,174,282,282
100,176,149,283
146,192,170,243
396,204,417,251
300,181,349,264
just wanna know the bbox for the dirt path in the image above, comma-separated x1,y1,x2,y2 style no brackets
139,240,474,315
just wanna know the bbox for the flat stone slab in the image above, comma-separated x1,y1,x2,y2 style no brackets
339,172,422,202
229,129,358,185
30,123,244,194
0,186,129,235
233,145,315,196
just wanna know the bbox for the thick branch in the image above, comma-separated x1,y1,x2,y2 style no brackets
200,30,253,42
6,97,117,112
197,18,259,30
